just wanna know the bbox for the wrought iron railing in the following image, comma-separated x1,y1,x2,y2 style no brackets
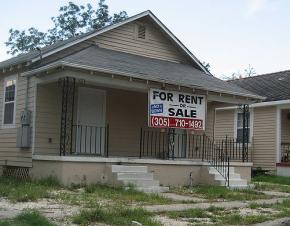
281,143,290,162
70,124,109,156
139,128,248,162
139,128,250,187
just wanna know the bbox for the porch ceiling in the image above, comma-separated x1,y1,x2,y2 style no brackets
23,46,263,100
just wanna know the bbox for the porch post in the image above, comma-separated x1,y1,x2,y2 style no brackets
241,104,249,162
167,128,175,159
59,77,76,156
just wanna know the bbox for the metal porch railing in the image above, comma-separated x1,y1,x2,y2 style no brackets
281,143,290,162
70,124,109,156
139,128,249,186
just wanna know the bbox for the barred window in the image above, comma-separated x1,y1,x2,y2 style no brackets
3,77,16,125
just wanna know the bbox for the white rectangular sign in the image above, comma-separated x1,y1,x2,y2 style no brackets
149,88,206,130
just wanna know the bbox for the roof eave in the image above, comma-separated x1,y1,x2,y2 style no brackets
21,62,264,100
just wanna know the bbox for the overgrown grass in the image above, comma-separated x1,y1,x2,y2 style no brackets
167,206,275,225
57,184,173,207
0,209,56,226
73,205,161,226
253,175,290,185
217,214,272,225
0,176,60,202
173,185,270,201
167,206,225,220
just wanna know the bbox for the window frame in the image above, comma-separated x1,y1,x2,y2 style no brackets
234,108,253,144
2,75,17,128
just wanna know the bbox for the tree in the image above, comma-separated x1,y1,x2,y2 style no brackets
5,0,128,55
222,65,256,80
202,61,211,72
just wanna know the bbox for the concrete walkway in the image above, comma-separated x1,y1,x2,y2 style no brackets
160,193,206,202
143,198,287,212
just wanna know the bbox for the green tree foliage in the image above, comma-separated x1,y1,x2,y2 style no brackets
5,0,128,55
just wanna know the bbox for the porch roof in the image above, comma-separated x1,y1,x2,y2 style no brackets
24,46,263,100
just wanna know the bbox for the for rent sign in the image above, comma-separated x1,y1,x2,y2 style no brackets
149,88,206,130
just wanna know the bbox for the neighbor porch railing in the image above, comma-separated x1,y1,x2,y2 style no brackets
281,142,290,162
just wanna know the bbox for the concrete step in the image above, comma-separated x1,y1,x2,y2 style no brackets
213,173,241,180
209,167,235,174
208,166,248,188
117,172,154,180
135,186,169,193
216,178,248,187
121,179,160,187
112,165,147,173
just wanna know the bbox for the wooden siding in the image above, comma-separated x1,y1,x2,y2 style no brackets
214,109,235,140
252,106,277,170
205,102,215,138
215,107,277,170
0,74,35,167
93,20,190,64
107,89,147,157
34,82,61,155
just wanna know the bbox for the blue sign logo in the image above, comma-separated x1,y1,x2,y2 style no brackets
151,104,163,114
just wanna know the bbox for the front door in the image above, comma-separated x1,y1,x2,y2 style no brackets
76,87,106,155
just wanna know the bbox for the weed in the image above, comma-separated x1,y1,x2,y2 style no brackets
174,185,269,201
0,209,56,226
73,205,161,226
0,176,61,202
253,175,290,185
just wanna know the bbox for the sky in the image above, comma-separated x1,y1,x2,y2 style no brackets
0,0,289,78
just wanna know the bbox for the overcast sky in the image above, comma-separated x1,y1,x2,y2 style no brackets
0,0,289,77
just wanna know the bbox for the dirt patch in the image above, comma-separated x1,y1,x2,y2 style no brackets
0,197,80,225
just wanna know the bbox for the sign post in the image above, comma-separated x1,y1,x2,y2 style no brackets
148,88,206,130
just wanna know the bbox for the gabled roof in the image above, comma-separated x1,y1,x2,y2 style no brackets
0,10,209,74
229,70,290,102
22,45,263,99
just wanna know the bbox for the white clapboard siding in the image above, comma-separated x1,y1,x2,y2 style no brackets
0,74,35,167
92,20,190,64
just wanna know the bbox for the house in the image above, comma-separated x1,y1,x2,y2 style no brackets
215,70,290,175
0,11,262,190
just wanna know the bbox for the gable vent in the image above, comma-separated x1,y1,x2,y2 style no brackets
137,25,146,39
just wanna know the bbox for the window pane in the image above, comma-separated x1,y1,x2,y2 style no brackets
5,79,16,102
237,128,250,143
237,112,250,129
4,102,14,124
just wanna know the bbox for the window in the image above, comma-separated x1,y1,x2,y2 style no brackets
236,112,250,143
3,76,16,126
137,24,146,39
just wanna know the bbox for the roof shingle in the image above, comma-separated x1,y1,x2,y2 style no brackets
32,45,261,98
229,70,290,101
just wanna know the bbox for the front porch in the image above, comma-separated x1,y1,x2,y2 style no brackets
33,74,250,163
31,70,253,187
277,108,290,176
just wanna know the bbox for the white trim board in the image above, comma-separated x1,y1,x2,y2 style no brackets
32,155,253,167
216,99,290,111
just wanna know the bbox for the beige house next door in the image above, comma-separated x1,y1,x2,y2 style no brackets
76,87,106,155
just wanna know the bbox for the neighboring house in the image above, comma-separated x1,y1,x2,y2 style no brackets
215,70,290,174
0,11,262,189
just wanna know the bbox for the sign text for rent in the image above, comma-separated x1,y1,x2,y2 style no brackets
149,89,206,130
